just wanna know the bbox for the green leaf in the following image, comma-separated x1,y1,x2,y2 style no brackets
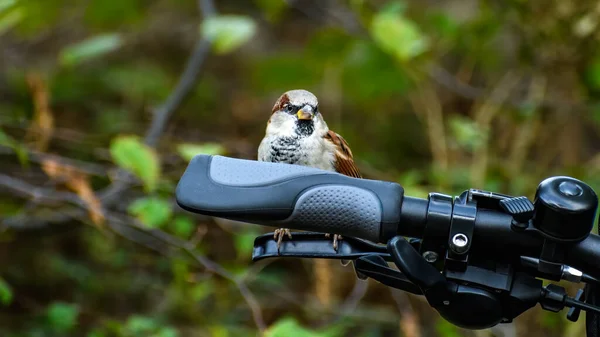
110,135,160,192
266,317,326,337
448,115,486,151
369,6,428,61
87,330,107,337
46,302,80,332
191,280,214,302
60,34,123,67
201,15,257,54
128,197,172,228
0,277,12,306
156,327,178,337
586,59,600,91
0,128,28,167
234,230,260,259
172,215,194,238
255,0,287,22
0,0,17,14
124,315,157,334
176,142,225,161
0,6,23,36
436,319,462,337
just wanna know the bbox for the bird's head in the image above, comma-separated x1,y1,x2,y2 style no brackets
267,89,327,137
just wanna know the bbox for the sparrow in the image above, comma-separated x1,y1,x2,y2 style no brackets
258,89,362,252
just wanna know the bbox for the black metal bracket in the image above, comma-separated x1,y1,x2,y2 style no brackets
446,191,477,270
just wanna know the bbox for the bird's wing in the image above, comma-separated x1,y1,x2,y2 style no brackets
324,130,362,178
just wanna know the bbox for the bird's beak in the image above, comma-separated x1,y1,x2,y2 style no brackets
297,105,314,120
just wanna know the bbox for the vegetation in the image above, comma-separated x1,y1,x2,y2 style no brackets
1,0,599,336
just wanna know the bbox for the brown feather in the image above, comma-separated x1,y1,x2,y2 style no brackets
271,93,290,113
324,130,362,178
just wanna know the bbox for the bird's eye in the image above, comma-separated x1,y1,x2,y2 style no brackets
284,105,294,113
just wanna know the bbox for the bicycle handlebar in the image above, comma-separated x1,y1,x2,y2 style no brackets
176,155,404,242
175,155,600,335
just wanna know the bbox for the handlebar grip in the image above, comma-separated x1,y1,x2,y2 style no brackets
175,155,404,243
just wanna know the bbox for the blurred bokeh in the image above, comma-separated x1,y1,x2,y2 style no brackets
1,0,599,336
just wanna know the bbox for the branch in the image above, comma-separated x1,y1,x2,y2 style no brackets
0,173,84,207
103,0,219,204
106,212,266,332
0,145,109,177
144,0,217,147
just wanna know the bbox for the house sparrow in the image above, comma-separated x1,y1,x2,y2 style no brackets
258,89,362,252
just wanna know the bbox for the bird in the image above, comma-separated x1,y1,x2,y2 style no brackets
258,89,362,252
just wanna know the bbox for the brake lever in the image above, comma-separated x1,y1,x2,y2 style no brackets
252,232,421,262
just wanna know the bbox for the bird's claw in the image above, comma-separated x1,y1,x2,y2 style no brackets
274,228,292,253
325,233,342,251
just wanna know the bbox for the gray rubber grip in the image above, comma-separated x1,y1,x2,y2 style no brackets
176,155,404,243
284,185,382,242
210,155,334,186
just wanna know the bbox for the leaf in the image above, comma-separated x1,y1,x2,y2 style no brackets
59,34,123,67
124,315,157,334
436,319,462,337
0,0,17,14
128,197,172,228
176,142,225,161
586,59,600,91
110,135,160,192
369,6,429,61
234,230,260,260
448,115,486,151
0,128,13,147
0,128,29,166
201,15,257,54
0,6,22,36
191,280,214,302
0,277,12,305
265,317,326,337
46,302,80,332
172,215,194,238
255,0,287,23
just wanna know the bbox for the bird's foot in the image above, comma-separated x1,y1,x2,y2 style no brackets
325,233,342,251
274,228,293,253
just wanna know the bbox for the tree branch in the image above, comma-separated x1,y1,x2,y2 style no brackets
0,173,84,207
144,0,217,147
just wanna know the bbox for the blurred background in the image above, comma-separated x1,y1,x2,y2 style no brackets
1,0,599,336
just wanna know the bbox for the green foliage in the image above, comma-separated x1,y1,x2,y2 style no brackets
0,2,23,36
585,59,600,91
448,115,487,151
0,277,13,306
122,316,178,337
171,215,195,238
201,15,257,54
46,302,80,333
110,135,160,192
1,1,599,336
370,2,429,62
176,142,226,161
84,0,144,29
101,63,173,103
128,197,172,229
265,317,345,337
0,128,28,166
436,319,462,337
342,40,412,101
60,34,124,67
255,0,287,23
233,229,260,260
